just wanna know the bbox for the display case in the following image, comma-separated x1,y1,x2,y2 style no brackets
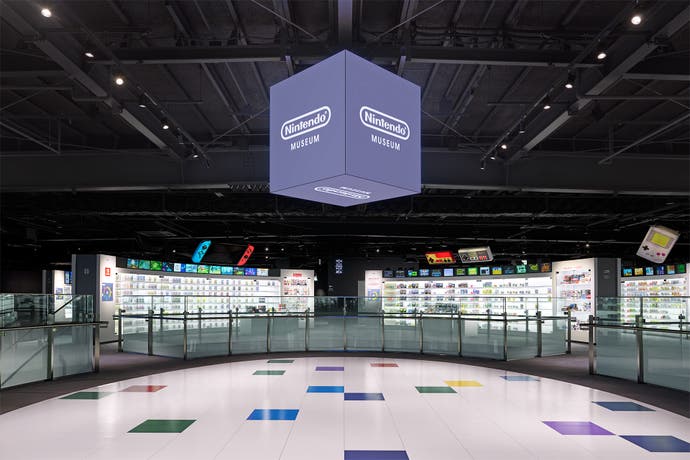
619,263,688,324
280,269,315,311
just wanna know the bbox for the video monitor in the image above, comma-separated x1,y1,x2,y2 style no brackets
491,267,502,275
257,268,269,277
221,266,234,275
455,268,466,276
197,265,209,274
540,263,552,273
127,258,138,269
431,269,442,277
443,268,454,277
645,267,654,276
138,260,151,270
244,267,257,276
150,261,162,271
64,271,72,284
622,268,633,277
666,265,676,275
234,267,245,276
162,262,173,272
467,267,478,276
173,263,182,272
503,266,515,275
516,265,527,274
209,265,222,275
407,270,418,277
395,269,406,278
527,264,540,273
479,267,490,276
677,264,686,274
184,264,197,273
382,269,394,278
655,266,665,275
419,268,430,277
634,267,644,276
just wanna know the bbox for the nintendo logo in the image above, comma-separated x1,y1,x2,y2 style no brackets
281,106,331,140
359,106,410,141
314,186,370,200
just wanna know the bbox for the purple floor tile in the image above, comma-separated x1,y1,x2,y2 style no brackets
621,436,690,452
543,421,614,435
316,366,344,371
344,450,409,460
344,392,385,401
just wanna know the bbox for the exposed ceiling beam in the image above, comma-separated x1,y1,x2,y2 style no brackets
519,5,690,156
91,45,601,68
337,0,353,45
623,58,690,82
0,119,60,154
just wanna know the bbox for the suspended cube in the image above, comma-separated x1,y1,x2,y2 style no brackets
270,51,420,207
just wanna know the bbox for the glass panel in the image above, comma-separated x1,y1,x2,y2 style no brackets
422,316,457,354
596,327,637,381
542,318,567,356
187,316,230,359
383,315,419,352
506,317,537,360
308,315,344,351
461,316,505,359
0,328,49,388
53,325,93,377
151,317,184,358
231,315,268,354
643,328,690,392
270,315,305,352
121,315,149,355
345,315,382,351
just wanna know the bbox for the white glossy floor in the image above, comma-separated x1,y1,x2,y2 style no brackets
1,356,689,460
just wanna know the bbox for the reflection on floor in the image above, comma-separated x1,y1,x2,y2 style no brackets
0,357,688,459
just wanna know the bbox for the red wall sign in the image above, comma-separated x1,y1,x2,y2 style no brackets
105,267,111,276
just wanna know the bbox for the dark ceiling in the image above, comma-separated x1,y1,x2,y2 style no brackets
1,0,689,270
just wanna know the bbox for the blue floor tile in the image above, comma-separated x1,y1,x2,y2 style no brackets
344,392,385,401
593,401,654,412
501,375,540,381
345,450,409,460
307,385,344,393
621,436,690,452
247,409,299,421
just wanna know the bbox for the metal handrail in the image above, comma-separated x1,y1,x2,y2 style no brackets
581,322,688,335
0,321,108,332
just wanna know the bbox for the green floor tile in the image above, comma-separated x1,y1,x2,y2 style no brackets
415,386,456,394
267,359,294,363
253,370,286,375
60,392,113,400
129,419,196,433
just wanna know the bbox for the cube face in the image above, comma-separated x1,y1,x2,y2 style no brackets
270,51,420,207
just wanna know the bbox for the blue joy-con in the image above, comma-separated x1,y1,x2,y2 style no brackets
192,240,211,263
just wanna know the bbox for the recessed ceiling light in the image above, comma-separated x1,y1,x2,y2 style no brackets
596,51,607,60
500,143,508,150
84,51,94,58
41,7,52,18
480,160,486,170
565,73,575,89
631,13,642,25
162,119,170,130
114,76,125,86
137,96,147,108
543,96,552,110
518,121,526,134
191,153,199,158
489,154,496,160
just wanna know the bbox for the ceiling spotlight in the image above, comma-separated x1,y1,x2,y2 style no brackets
376,248,380,253
114,76,125,86
41,7,52,18
596,51,607,60
585,242,590,248
500,143,508,150
543,96,552,110
518,121,526,134
489,154,496,160
631,13,642,25
480,159,486,170
137,96,147,108
265,246,269,251
191,153,199,158
565,73,575,89
84,51,94,58
161,119,169,130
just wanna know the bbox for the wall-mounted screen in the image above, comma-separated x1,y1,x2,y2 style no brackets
245,267,257,276
64,271,72,284
540,263,552,273
138,260,151,270
645,267,654,276
430,269,442,277
479,267,490,276
174,263,182,272
516,265,527,274
677,264,686,274
491,267,502,275
209,266,222,275
127,258,138,269
221,266,234,275
395,269,406,278
622,268,633,277
150,261,162,271
419,268,430,277
455,268,466,276
634,267,644,276
184,264,197,273
503,266,515,275
234,267,245,276
197,265,209,274
383,269,394,278
467,267,478,276
527,264,540,273
162,262,173,272
655,266,665,275
443,268,454,277
257,268,269,277
407,270,418,277
667,265,676,275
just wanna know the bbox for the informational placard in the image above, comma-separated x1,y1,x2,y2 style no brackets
270,51,420,206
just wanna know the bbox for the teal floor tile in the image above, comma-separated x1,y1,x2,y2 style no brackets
267,359,294,363
254,370,286,375
60,392,113,400
415,386,456,394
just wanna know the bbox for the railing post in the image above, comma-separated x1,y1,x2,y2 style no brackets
588,314,595,375
566,310,572,354
198,307,202,332
536,311,542,357
419,311,424,353
502,312,508,361
117,308,123,352
183,310,188,360
159,307,164,331
93,324,100,372
457,311,463,356
381,310,385,352
636,314,644,383
147,309,153,356
46,327,54,380
343,305,347,351
228,310,233,356
304,309,309,351
266,310,271,353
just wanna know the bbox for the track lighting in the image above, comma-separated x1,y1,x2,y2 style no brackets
596,51,607,60
543,96,552,110
137,96,147,108
161,119,169,130
518,120,526,134
114,76,125,86
565,73,575,89
489,154,496,160
500,143,508,150
480,159,486,170
41,7,52,18
84,51,94,58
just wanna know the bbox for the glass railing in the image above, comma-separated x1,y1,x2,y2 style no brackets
114,296,571,361
0,294,101,390
586,298,689,392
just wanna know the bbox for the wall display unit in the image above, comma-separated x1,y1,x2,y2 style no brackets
380,265,552,316
619,263,688,324
280,269,315,311
553,257,618,342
